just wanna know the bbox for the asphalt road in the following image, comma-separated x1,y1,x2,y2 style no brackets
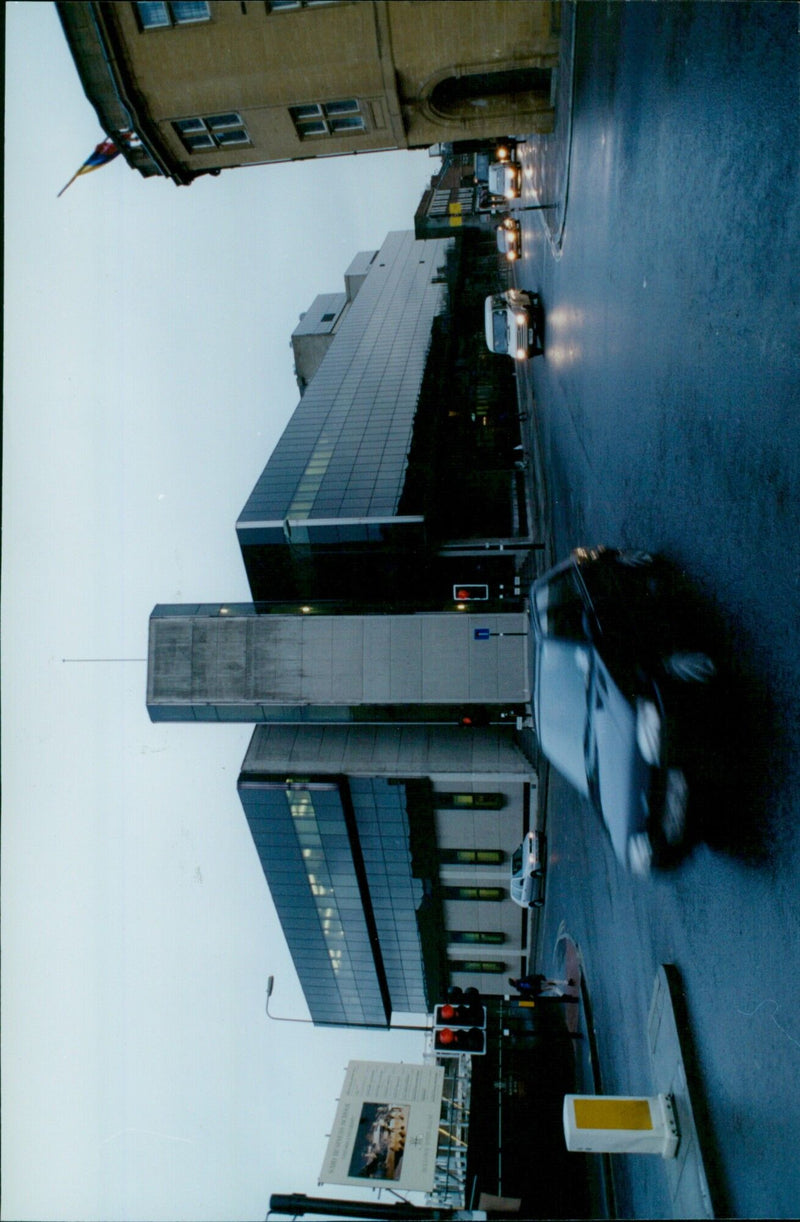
513,4,800,1217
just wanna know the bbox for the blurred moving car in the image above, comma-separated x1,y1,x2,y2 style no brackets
510,830,545,908
496,216,521,262
484,288,542,360
530,548,719,874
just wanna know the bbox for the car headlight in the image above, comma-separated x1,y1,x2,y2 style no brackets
516,313,526,325
516,348,527,360
636,699,662,765
628,832,653,876
506,250,517,261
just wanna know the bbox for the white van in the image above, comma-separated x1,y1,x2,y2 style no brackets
484,289,541,360
487,158,522,200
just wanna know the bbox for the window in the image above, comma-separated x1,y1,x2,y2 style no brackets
290,100,365,139
321,312,336,322
434,792,505,810
442,887,505,902
137,1,210,28
448,960,507,973
439,849,505,866
173,113,251,152
450,931,505,945
268,1,343,10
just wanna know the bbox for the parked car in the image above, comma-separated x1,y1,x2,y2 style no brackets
495,216,521,261
484,289,542,360
530,548,719,874
510,830,545,908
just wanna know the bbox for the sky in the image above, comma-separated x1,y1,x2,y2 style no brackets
1,4,439,1218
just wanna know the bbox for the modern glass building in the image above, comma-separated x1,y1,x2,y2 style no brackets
238,773,428,1027
237,231,450,603
236,229,533,608
237,725,536,1026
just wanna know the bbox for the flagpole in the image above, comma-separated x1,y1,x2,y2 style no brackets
57,169,83,199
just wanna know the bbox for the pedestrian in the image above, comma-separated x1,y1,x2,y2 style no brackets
508,973,576,998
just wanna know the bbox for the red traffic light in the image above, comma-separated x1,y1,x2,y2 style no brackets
434,1026,486,1054
452,584,488,601
433,1000,487,1054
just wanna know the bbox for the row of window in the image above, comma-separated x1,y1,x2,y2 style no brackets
440,850,505,865
171,99,366,154
136,1,342,28
443,887,505,902
449,961,507,974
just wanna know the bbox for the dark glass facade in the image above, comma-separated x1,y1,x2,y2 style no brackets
238,773,428,1026
237,231,450,601
237,229,528,607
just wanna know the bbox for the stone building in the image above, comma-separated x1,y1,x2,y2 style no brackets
58,0,560,184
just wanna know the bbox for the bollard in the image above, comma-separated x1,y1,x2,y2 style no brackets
563,1093,679,1158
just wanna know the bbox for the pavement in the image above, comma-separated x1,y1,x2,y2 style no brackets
515,7,715,1216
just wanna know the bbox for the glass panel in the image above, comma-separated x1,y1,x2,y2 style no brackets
137,2,170,27
171,1,211,21
184,132,215,150
297,120,328,137
290,104,324,120
216,129,250,146
323,99,359,116
330,116,366,133
174,117,207,133
206,112,243,130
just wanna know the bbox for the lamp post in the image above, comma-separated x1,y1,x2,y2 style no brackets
265,975,314,1024
265,976,432,1032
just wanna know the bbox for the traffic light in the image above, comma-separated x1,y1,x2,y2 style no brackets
433,998,487,1055
453,584,489,602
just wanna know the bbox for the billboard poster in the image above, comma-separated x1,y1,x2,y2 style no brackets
319,1061,445,1192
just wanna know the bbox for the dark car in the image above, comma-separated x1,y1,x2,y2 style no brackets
530,548,718,874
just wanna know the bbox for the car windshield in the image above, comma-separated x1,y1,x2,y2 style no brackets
534,638,591,796
511,846,523,875
492,309,508,352
533,564,587,640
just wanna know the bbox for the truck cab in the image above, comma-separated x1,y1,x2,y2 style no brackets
484,290,541,360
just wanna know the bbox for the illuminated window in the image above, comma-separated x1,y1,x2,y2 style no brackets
448,960,507,973
442,887,505,902
450,931,505,945
290,100,365,139
439,849,505,866
268,1,343,11
137,1,210,28
434,792,505,810
173,113,251,152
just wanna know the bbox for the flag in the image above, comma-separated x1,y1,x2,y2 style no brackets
57,138,121,198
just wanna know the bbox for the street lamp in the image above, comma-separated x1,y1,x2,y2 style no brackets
265,976,432,1032
265,975,313,1024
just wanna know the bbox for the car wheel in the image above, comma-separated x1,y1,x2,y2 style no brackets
530,898,544,909
664,651,717,682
